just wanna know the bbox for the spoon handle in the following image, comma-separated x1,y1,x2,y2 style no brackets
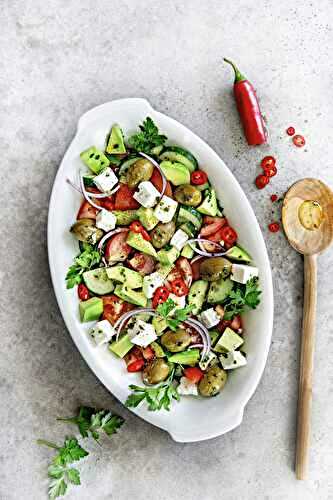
296,253,317,479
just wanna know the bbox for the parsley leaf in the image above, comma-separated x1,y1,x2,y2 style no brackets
65,247,101,289
125,369,179,411
223,277,261,320
157,299,194,331
128,117,167,154
57,406,124,443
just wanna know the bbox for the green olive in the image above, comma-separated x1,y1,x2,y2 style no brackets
161,329,191,353
199,257,232,281
174,185,202,207
150,221,176,249
142,358,170,385
198,366,227,397
70,218,103,244
126,159,154,188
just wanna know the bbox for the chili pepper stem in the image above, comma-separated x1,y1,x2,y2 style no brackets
223,58,246,83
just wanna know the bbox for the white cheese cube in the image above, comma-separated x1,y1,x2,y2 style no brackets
129,320,157,347
154,195,178,223
96,209,117,232
143,272,164,299
168,293,186,309
94,167,118,192
177,376,198,396
90,320,116,346
199,308,221,329
220,351,247,370
133,181,160,208
199,351,218,371
231,264,259,284
170,229,189,251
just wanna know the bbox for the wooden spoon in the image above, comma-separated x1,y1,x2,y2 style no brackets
282,178,333,480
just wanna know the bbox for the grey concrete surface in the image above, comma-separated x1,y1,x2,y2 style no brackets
1,1,333,499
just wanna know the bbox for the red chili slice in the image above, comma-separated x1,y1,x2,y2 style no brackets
191,170,208,185
152,286,170,308
127,359,145,372
263,164,277,178
261,156,276,169
220,226,238,246
286,126,295,136
255,174,269,189
170,277,189,297
140,228,151,241
270,194,278,202
268,222,280,233
129,221,143,233
293,135,306,147
78,283,90,301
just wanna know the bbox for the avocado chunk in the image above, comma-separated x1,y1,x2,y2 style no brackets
160,160,191,186
157,247,179,266
106,266,143,289
79,297,103,322
137,207,159,230
181,244,194,259
168,349,200,366
187,280,209,315
109,334,133,358
152,316,168,335
80,146,110,174
213,327,244,353
111,210,138,226
225,245,252,263
197,189,218,216
126,231,157,258
106,124,126,154
155,263,174,279
114,284,147,307
207,278,233,304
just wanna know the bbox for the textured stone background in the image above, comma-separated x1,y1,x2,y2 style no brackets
1,1,333,499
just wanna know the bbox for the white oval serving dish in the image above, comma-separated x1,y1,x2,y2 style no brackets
48,98,273,442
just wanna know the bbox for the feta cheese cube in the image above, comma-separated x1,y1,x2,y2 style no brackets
199,308,221,329
168,293,186,309
154,195,178,223
170,229,189,251
231,264,259,284
90,320,115,346
96,209,117,232
220,350,247,370
133,181,160,208
177,376,198,396
143,272,164,298
128,320,157,347
199,350,218,371
93,167,118,192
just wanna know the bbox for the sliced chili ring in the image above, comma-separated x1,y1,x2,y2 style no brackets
152,286,170,308
170,278,189,297
293,135,306,147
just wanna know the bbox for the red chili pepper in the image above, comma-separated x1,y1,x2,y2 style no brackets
270,194,278,202
255,174,269,189
286,126,295,136
78,283,90,301
293,135,306,148
127,359,145,372
268,222,280,233
191,170,208,185
152,286,170,308
170,278,189,297
220,226,238,246
224,58,267,146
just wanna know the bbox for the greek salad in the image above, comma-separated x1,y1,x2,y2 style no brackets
66,117,261,411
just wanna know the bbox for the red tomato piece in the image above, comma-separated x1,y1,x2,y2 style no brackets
200,219,226,237
114,184,140,210
150,168,173,197
152,286,170,308
255,174,270,190
127,359,145,372
230,315,242,332
77,200,99,220
293,134,306,147
78,283,90,301
261,156,276,169
142,346,155,361
128,252,155,275
129,221,143,233
191,170,208,185
124,346,144,366
217,319,232,333
191,257,205,281
184,367,204,383
101,196,115,211
170,277,189,297
105,231,131,263
268,222,280,233
102,295,134,325
220,226,238,246
203,215,228,225
286,126,295,136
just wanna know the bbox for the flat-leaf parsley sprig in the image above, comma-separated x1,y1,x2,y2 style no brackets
65,246,101,289
57,406,124,443
223,277,261,320
128,117,167,154
156,298,194,331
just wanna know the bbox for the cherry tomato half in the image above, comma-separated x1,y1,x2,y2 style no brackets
78,283,90,301
220,226,238,246
293,134,306,147
286,126,295,136
184,367,204,383
263,164,277,178
127,359,145,372
170,277,189,297
255,174,270,189
152,286,170,308
191,170,208,185
261,156,276,169
268,222,280,233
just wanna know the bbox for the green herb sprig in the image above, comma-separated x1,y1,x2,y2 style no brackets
223,277,261,320
157,298,194,331
128,117,167,154
125,369,179,411
65,246,101,289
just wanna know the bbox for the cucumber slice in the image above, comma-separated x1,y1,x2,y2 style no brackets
150,145,164,156
179,222,196,237
82,174,96,187
118,157,140,183
83,268,114,295
177,206,203,229
159,146,198,173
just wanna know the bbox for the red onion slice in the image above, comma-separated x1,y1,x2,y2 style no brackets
66,178,82,194
139,152,166,198
97,227,129,251
187,238,228,258
79,173,102,210
114,308,158,340
189,343,204,349
68,176,120,199
185,318,211,360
